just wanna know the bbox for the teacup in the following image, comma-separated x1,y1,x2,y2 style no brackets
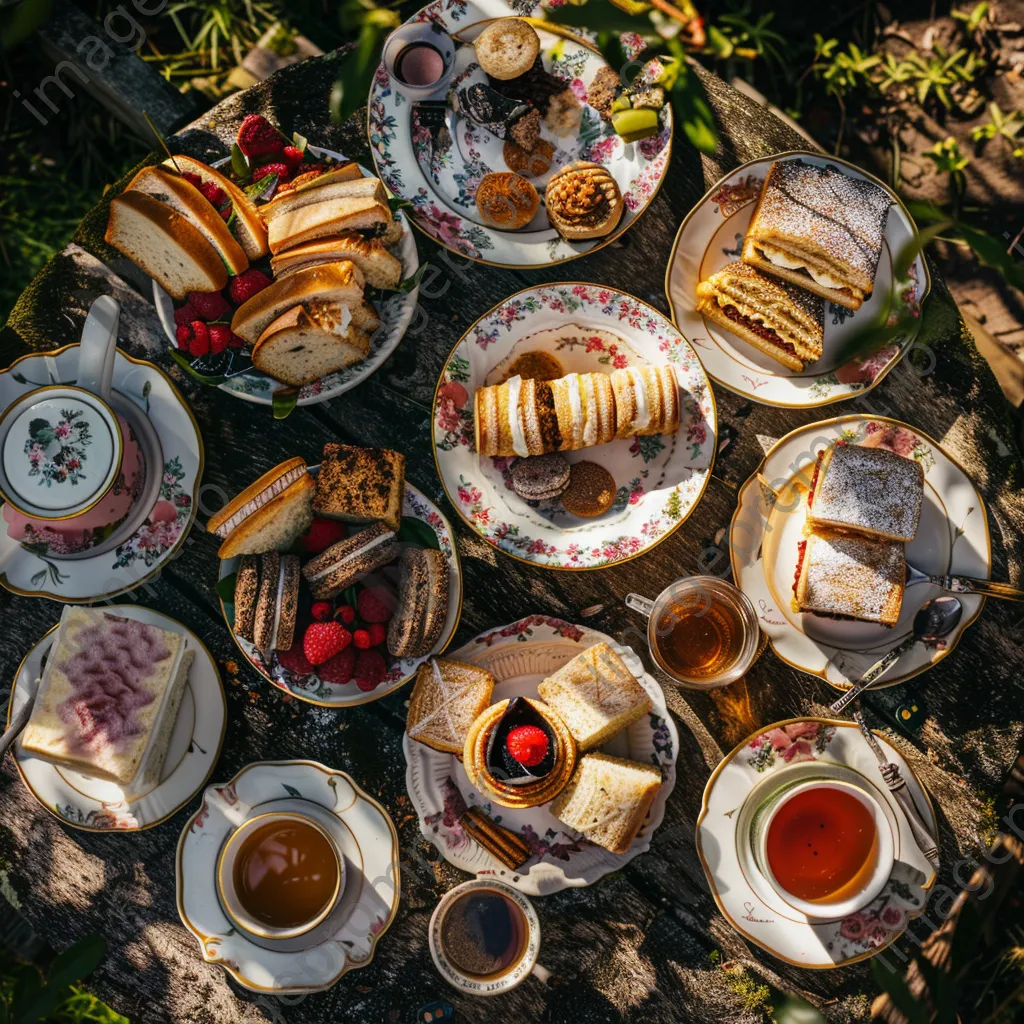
216,811,345,941
749,778,894,919
382,20,457,101
0,297,151,556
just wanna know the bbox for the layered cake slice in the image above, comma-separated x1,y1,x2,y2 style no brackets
21,608,194,793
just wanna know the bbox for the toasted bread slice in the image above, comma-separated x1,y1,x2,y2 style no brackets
105,190,228,299
270,234,402,289
263,174,379,223
268,196,392,254
406,657,495,754
163,155,268,260
216,472,315,559
208,456,308,538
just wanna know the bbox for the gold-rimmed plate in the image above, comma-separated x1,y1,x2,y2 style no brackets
665,150,929,408
729,414,989,689
8,606,225,831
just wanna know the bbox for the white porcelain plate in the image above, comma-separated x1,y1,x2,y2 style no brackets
153,151,420,408
404,616,678,896
432,282,716,570
697,718,937,968
0,344,203,602
368,0,672,268
665,151,930,408
729,414,989,689
8,606,225,831
177,760,400,994
218,478,463,707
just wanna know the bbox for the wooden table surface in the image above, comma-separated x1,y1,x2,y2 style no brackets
1,43,1023,1024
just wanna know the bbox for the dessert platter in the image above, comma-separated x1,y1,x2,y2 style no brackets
368,2,673,267
177,760,400,994
665,152,930,407
8,605,225,831
432,282,716,569
729,414,990,689
404,616,678,896
0,297,203,602
104,115,419,410
696,718,936,968
215,445,462,707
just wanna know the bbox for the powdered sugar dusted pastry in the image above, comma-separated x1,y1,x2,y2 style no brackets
742,160,893,311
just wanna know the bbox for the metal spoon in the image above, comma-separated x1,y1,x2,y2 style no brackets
830,596,963,715
905,563,1024,602
0,689,36,762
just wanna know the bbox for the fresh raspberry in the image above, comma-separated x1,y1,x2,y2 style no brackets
228,268,272,306
337,604,356,625
220,206,232,221
282,145,305,168
353,628,371,650
208,324,231,354
353,649,387,691
318,646,356,685
276,645,314,676
506,725,549,767
303,621,351,666
237,113,283,158
181,171,202,187
228,332,247,349
175,325,192,348
197,179,227,207
187,290,230,321
301,517,347,553
252,162,289,183
188,321,210,358
368,622,387,647
310,601,333,622
173,301,198,327
357,586,395,624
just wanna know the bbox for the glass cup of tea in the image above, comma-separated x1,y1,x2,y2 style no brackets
429,879,548,996
625,576,762,689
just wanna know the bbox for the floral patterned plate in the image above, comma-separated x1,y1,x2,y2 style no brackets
697,718,937,968
368,0,672,268
8,606,225,832
177,761,400,993
152,152,420,408
404,616,678,896
433,283,715,570
0,344,203,601
218,479,462,707
730,415,989,689
665,151,929,408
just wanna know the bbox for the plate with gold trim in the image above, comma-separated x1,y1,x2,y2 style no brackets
176,761,400,994
0,343,203,602
729,415,989,690
665,150,929,408
8,606,225,832
696,717,937,968
432,282,716,570
368,0,672,269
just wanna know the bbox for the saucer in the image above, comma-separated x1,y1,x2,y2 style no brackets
404,616,678,895
0,344,203,602
432,282,716,570
7,606,225,832
218,480,463,707
665,150,929,408
696,717,937,968
729,414,989,689
177,761,400,994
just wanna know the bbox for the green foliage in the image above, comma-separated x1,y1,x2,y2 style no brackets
952,2,990,36
971,103,1023,157
0,0,53,51
925,136,969,175
165,0,279,72
891,45,985,109
811,35,880,100
329,1,400,126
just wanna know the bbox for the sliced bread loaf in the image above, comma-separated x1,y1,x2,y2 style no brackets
217,472,315,559
270,234,402,289
268,196,392,254
263,174,381,222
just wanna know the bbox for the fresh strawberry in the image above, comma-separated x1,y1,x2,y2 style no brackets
188,321,210,358
276,645,314,676
506,725,549,767
353,628,371,650
310,601,333,623
228,332,247,349
208,324,231,354
301,517,347,553
188,290,230,321
368,622,387,647
252,162,289,184
337,604,356,626
197,179,227,207
228,269,272,306
303,621,351,666
357,585,395,624
318,645,357,685
354,649,387,691
175,325,192,349
282,145,305,168
181,171,203,187
237,113,283,159
173,301,198,327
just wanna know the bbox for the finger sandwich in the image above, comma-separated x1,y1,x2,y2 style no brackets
406,657,495,754
301,521,397,600
387,548,450,659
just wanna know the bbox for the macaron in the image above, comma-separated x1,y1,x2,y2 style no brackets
253,552,300,660
510,453,571,502
560,461,617,518
301,521,397,600
232,554,260,642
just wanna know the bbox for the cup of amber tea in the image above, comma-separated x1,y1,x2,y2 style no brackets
625,576,762,689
